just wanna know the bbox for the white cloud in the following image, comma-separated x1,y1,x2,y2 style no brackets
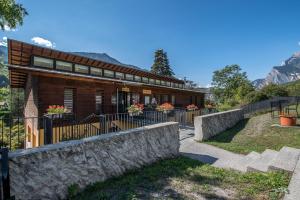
31,37,56,48
3,25,16,32
0,37,7,47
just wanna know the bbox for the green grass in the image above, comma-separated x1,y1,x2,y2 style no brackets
69,156,290,200
203,112,300,154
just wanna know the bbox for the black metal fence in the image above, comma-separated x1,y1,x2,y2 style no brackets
0,108,216,151
241,96,299,115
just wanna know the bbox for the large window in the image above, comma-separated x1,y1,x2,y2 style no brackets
149,79,155,84
115,72,124,79
142,77,149,83
104,70,114,78
64,88,74,112
125,74,134,81
155,80,161,85
134,75,141,82
91,67,102,76
33,56,53,69
74,64,89,74
56,60,72,71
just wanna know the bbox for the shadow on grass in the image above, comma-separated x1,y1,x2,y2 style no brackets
70,157,228,200
205,118,249,143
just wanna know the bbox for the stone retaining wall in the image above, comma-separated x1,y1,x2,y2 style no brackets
9,122,179,200
194,109,244,141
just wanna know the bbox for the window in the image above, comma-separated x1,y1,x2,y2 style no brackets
132,93,140,104
33,56,53,69
125,74,134,81
134,75,141,82
91,67,102,76
111,94,117,105
174,83,179,88
64,88,74,112
142,77,149,83
162,95,168,103
95,90,103,114
155,80,161,85
115,72,124,79
75,64,89,74
166,82,171,87
149,79,155,84
104,70,114,78
179,84,184,89
171,95,176,105
156,94,161,105
56,60,72,71
144,96,150,105
161,80,166,86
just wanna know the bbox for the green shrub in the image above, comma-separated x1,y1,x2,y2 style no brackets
244,91,268,104
261,83,288,98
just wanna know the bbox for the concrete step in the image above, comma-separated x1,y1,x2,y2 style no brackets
230,151,261,172
284,158,300,200
269,146,300,173
247,149,278,172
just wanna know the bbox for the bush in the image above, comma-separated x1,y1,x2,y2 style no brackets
261,83,288,98
244,91,268,104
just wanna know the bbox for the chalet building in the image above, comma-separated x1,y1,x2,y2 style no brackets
7,39,204,147
8,39,204,118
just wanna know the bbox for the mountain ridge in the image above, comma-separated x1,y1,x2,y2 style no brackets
253,52,300,88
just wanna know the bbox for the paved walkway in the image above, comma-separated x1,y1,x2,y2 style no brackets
179,128,247,171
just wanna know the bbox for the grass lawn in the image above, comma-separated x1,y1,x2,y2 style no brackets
203,112,300,154
69,156,290,200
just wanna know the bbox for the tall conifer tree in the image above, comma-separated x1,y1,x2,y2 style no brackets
151,49,174,77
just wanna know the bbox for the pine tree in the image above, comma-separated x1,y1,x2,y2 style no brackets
151,49,174,77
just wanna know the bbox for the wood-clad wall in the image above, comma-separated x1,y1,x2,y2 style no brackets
34,75,204,119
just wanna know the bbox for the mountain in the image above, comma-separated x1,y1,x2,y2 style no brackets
253,52,300,88
72,52,142,70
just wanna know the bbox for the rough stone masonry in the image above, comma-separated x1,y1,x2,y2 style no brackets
194,109,244,141
9,122,180,200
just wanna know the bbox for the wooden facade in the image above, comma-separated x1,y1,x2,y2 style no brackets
7,39,204,120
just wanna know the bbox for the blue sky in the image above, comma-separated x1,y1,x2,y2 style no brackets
1,0,300,87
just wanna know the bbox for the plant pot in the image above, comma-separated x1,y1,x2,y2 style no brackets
280,115,297,126
128,112,140,117
45,113,63,119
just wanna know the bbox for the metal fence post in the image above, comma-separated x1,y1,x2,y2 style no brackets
99,115,106,134
0,148,13,200
43,115,53,145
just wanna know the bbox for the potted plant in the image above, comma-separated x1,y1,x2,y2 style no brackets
156,103,174,114
127,104,144,116
46,105,69,119
279,113,297,126
186,104,198,111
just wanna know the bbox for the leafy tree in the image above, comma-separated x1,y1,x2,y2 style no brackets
261,83,288,98
151,49,174,77
212,64,254,104
0,0,27,30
